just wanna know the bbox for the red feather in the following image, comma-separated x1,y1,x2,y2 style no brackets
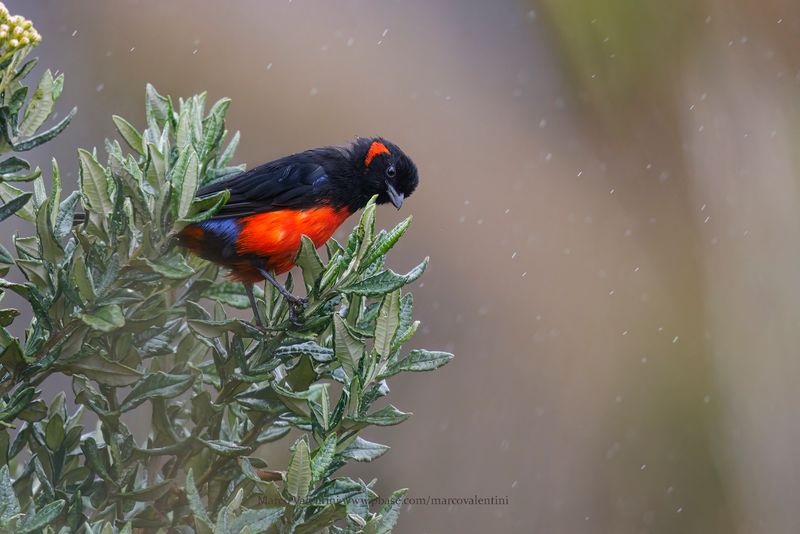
230,206,350,282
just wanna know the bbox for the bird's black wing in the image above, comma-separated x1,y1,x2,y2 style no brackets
198,159,328,219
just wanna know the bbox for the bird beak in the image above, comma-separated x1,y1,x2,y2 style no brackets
386,183,404,210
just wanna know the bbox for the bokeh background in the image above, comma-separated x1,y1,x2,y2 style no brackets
6,0,800,532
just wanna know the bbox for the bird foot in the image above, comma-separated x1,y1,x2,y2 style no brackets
286,296,308,327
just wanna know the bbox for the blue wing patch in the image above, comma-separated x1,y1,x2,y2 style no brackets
312,174,329,191
198,218,241,242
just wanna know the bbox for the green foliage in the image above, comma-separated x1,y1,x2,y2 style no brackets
0,13,453,532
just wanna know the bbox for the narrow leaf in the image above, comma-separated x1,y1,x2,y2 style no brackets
0,192,31,222
340,258,428,296
119,372,194,412
78,148,113,214
286,439,311,500
13,107,76,152
374,290,400,358
112,115,143,154
78,304,125,332
0,465,20,520
376,489,408,534
383,349,453,376
334,314,364,380
340,436,390,462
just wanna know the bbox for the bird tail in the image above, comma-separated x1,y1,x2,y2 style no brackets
72,213,86,225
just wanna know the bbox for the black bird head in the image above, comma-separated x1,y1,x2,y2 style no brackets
347,136,419,210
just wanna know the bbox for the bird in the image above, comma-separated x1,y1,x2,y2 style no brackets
177,137,419,325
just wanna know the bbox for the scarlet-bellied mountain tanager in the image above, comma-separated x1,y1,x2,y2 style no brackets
177,137,419,325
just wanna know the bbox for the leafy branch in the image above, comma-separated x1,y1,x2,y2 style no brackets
0,5,453,533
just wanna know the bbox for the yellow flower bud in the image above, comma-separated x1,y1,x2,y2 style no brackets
0,8,41,50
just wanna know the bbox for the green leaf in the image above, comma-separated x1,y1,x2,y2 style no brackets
0,308,19,327
374,290,400,358
78,304,125,332
78,149,113,215
0,386,35,423
0,157,29,174
50,157,62,223
0,192,31,222
340,436,390,462
355,405,410,426
145,84,172,129
294,505,346,534
334,314,364,380
0,340,26,376
199,439,250,457
362,216,412,268
11,259,43,290
200,97,230,158
214,488,243,534
18,501,65,533
340,257,428,296
61,353,141,386
179,189,230,225
376,488,407,534
37,198,63,261
176,100,195,152
117,480,172,502
0,465,20,520
12,58,38,83
217,131,240,168
0,183,34,221
203,280,262,309
255,425,291,444
13,107,76,151
0,245,12,265
81,438,113,482
309,477,362,506
54,191,80,241
19,70,59,137
111,115,143,154
391,293,417,352
45,413,65,450
0,168,41,182
70,251,95,302
227,508,283,534
311,434,337,482
171,146,200,219
17,259,49,289
275,341,334,363
383,349,453,377
188,317,256,339
143,254,194,279
18,399,47,423
185,469,213,531
286,438,311,500
295,235,324,291
119,372,194,412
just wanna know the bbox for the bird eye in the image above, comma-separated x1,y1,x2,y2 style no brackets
386,165,396,178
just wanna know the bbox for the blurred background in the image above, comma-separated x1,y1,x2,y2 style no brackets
7,0,800,531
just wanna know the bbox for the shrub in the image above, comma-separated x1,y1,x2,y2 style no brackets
0,5,452,533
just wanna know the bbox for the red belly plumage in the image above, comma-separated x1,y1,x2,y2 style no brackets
180,207,351,282
235,206,350,279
